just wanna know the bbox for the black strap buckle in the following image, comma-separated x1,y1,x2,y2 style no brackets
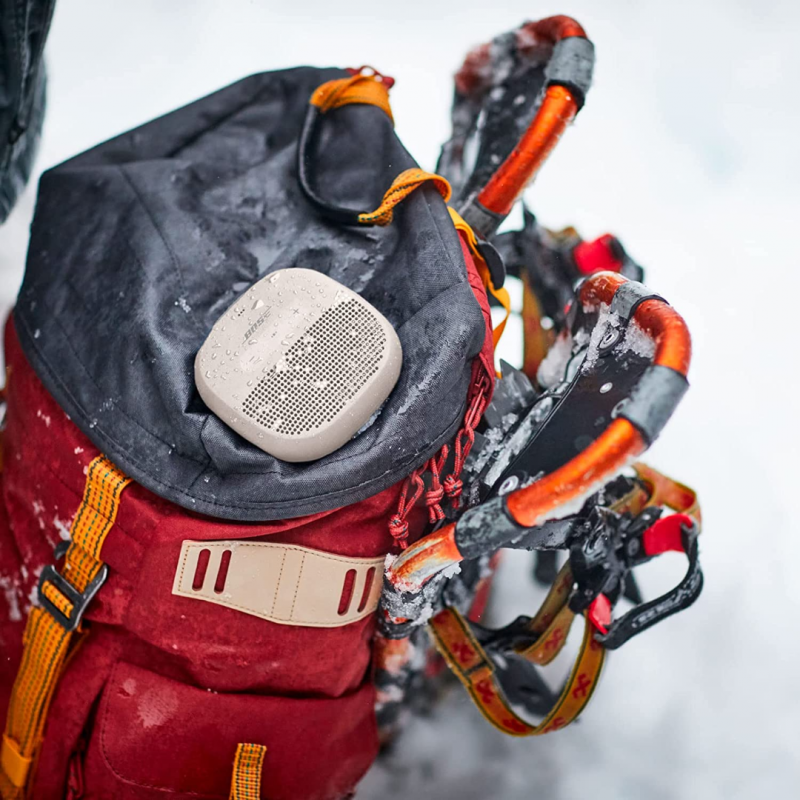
37,562,108,632
567,507,703,650
597,520,702,650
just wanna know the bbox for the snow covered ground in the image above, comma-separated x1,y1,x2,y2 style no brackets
0,1,797,797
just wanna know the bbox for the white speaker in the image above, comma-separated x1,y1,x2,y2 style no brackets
195,268,403,462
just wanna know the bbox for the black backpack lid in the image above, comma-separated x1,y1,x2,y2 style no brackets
14,66,486,521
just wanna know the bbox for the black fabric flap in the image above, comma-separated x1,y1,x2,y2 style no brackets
14,67,486,521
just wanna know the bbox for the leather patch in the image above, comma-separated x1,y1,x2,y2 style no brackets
172,540,385,628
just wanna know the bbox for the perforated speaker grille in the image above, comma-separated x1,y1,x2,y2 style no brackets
242,299,386,436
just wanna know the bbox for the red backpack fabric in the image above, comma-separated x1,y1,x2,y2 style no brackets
0,222,493,798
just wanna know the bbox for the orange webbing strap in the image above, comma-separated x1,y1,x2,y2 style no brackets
357,169,451,227
229,743,267,800
429,601,604,736
448,208,511,353
310,72,394,123
633,462,701,525
514,563,576,666
0,456,131,798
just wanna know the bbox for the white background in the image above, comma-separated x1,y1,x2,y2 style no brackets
0,1,797,798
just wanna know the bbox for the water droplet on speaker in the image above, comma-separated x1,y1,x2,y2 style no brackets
248,339,258,345
246,380,253,387
205,371,212,378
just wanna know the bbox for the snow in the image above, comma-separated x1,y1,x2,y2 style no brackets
0,1,797,797
536,330,573,388
621,318,656,360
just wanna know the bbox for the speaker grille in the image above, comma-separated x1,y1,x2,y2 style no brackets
242,299,386,436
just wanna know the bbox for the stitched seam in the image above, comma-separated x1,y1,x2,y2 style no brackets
289,553,305,620
175,545,191,592
271,550,286,617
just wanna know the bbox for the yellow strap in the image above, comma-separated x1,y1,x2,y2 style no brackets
428,557,603,737
429,603,604,737
0,739,29,794
310,73,394,123
448,208,511,354
229,743,267,800
518,603,576,667
357,168,451,226
520,270,551,380
633,462,701,527
0,456,130,798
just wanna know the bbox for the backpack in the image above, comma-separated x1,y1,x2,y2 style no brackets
0,57,497,799
0,14,703,799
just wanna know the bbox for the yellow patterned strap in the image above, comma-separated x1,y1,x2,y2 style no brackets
515,563,576,666
0,456,131,798
357,168,451,227
229,743,267,800
448,207,511,353
429,601,604,737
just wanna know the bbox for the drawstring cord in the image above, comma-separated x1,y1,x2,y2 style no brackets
388,373,491,550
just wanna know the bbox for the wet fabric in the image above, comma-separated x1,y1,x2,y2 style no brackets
0,322,399,799
14,66,487,520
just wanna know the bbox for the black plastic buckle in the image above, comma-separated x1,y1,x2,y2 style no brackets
568,506,661,614
37,562,108,632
